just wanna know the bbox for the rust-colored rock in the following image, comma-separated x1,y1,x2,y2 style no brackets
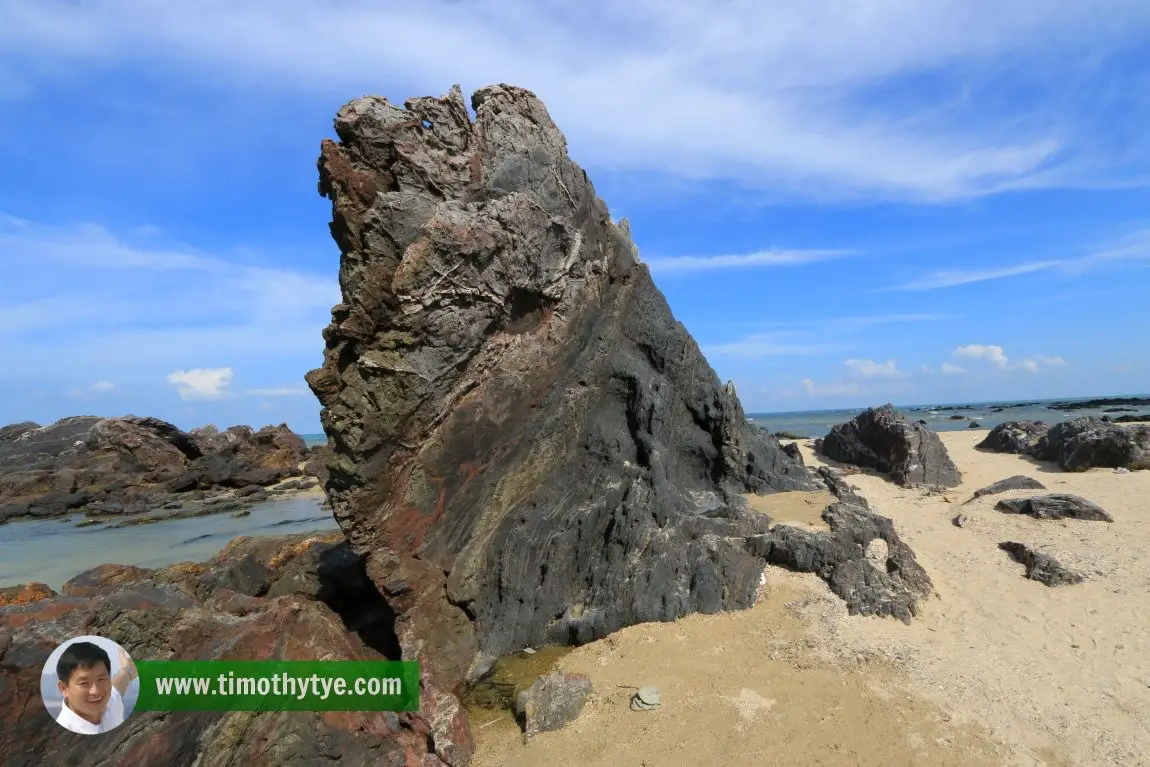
0,582,57,607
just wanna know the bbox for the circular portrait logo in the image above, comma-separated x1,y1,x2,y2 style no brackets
41,635,139,735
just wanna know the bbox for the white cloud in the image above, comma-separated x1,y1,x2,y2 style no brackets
802,378,862,397
645,248,850,274
921,365,935,375
940,362,966,375
952,345,1068,373
954,344,1010,368
66,381,118,398
843,358,901,379
245,386,311,397
91,381,115,392
2,1,1148,201
167,367,233,400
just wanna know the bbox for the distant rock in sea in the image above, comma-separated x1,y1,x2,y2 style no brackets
1046,396,1150,412
817,404,961,487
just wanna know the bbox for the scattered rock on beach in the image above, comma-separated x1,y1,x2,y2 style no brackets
976,420,1050,455
817,404,961,487
303,83,814,692
995,493,1114,522
998,542,1085,587
968,475,1046,502
516,673,594,736
782,442,804,465
968,421,980,428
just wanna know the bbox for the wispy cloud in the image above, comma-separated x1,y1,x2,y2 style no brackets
843,358,902,379
0,216,338,379
2,1,1148,201
891,261,1062,291
890,228,1150,290
705,334,843,359
245,386,311,397
645,248,850,274
940,362,966,375
802,378,862,397
168,368,233,400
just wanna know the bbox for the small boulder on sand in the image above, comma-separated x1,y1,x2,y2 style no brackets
999,542,1085,587
995,494,1113,522
516,673,594,736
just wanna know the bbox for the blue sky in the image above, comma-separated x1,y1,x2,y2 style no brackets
1,1,1148,434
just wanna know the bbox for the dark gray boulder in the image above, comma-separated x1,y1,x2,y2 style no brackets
1032,416,1150,471
976,421,1050,454
816,404,961,487
515,673,593,736
304,84,815,691
995,494,1114,522
998,542,1085,587
967,475,1046,502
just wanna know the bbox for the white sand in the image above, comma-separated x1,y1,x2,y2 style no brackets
471,430,1150,766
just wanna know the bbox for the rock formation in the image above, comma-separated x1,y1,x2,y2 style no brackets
304,83,819,690
995,494,1114,522
976,421,1050,454
966,475,1046,502
817,404,961,487
0,417,312,524
0,533,469,766
1032,416,1150,471
998,542,1085,587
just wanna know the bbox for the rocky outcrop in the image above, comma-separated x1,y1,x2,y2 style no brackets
0,417,312,524
303,83,816,692
0,533,468,766
0,581,56,607
976,421,1050,455
995,494,1114,522
746,467,934,623
998,542,1085,587
1113,413,1150,423
1032,416,1150,471
817,404,961,487
966,475,1046,502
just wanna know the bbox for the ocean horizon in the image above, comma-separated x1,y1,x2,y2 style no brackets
301,393,1150,445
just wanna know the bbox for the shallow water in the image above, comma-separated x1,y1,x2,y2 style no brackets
462,645,575,727
747,395,1150,439
0,495,337,590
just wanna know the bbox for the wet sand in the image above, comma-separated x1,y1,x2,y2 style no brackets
471,430,1150,766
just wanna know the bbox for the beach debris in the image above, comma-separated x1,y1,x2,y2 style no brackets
998,542,1085,587
818,404,961,487
966,475,1046,503
1115,467,1131,474
995,494,1114,522
521,647,537,655
515,673,593,736
630,686,661,711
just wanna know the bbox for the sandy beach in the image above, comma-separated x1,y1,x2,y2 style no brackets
471,429,1150,766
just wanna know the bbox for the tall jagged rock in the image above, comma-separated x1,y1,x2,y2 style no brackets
305,84,814,689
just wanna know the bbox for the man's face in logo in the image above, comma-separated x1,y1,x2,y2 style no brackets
58,661,113,723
